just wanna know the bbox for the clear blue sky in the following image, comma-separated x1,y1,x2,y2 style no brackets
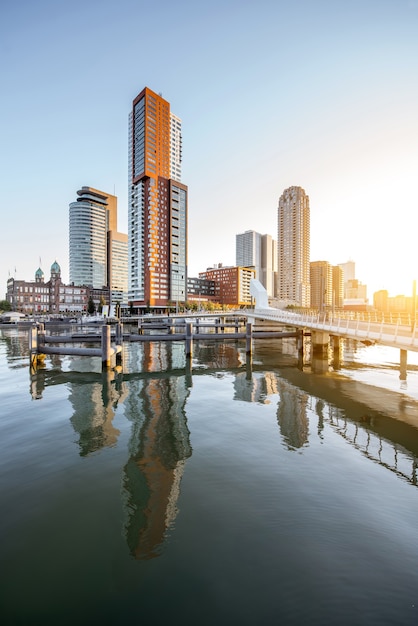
1,0,417,300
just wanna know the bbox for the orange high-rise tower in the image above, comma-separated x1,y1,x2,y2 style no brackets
128,87,188,310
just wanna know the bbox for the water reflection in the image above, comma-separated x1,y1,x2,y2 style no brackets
29,364,128,455
121,343,192,560
24,336,418,562
328,409,418,485
276,379,309,449
69,370,127,456
233,371,278,403
0,328,30,362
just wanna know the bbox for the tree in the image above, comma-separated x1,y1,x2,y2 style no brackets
0,300,11,312
98,296,105,314
87,296,95,315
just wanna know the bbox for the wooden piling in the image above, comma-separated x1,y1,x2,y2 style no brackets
185,322,193,358
297,329,304,369
400,349,407,380
102,325,112,369
246,322,253,354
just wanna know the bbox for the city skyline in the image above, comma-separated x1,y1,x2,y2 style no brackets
1,0,417,300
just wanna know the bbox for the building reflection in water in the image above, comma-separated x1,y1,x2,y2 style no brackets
1,328,30,363
68,369,128,457
275,380,309,450
194,341,245,370
121,342,192,560
233,371,278,404
29,355,128,456
26,336,418,557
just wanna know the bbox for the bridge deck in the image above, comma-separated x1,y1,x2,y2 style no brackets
246,308,418,352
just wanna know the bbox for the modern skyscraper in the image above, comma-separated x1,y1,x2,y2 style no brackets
236,230,277,297
236,230,261,271
69,187,117,288
69,186,128,305
128,87,188,309
277,186,310,307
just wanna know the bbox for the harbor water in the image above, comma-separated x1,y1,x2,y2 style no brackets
1,326,418,625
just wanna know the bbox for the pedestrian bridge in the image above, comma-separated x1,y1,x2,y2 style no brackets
245,307,418,353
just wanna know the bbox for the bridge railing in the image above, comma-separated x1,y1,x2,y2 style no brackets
243,307,418,351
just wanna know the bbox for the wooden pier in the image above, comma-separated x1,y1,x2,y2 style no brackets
29,323,124,369
28,320,302,370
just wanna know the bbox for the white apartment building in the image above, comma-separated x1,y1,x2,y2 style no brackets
69,187,116,288
236,230,277,298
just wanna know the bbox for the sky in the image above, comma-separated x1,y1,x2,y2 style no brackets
1,0,418,301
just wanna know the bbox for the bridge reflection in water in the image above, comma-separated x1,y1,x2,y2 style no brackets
28,339,418,559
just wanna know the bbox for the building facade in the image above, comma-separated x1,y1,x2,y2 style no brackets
108,231,128,305
6,261,94,314
187,277,217,302
236,230,261,276
310,261,333,310
277,186,310,307
69,187,115,289
128,87,188,310
236,230,277,298
69,186,127,305
260,234,277,298
199,265,255,307
332,265,344,309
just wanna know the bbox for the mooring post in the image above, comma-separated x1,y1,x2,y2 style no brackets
297,329,304,369
185,322,193,359
400,349,407,380
115,322,123,365
185,356,193,387
102,324,112,369
246,354,253,380
246,322,253,354
29,324,38,366
115,321,122,345
332,335,341,370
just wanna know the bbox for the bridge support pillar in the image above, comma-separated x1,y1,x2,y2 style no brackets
311,331,330,355
400,349,407,380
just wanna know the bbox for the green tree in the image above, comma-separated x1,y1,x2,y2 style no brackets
87,296,95,315
0,300,11,312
